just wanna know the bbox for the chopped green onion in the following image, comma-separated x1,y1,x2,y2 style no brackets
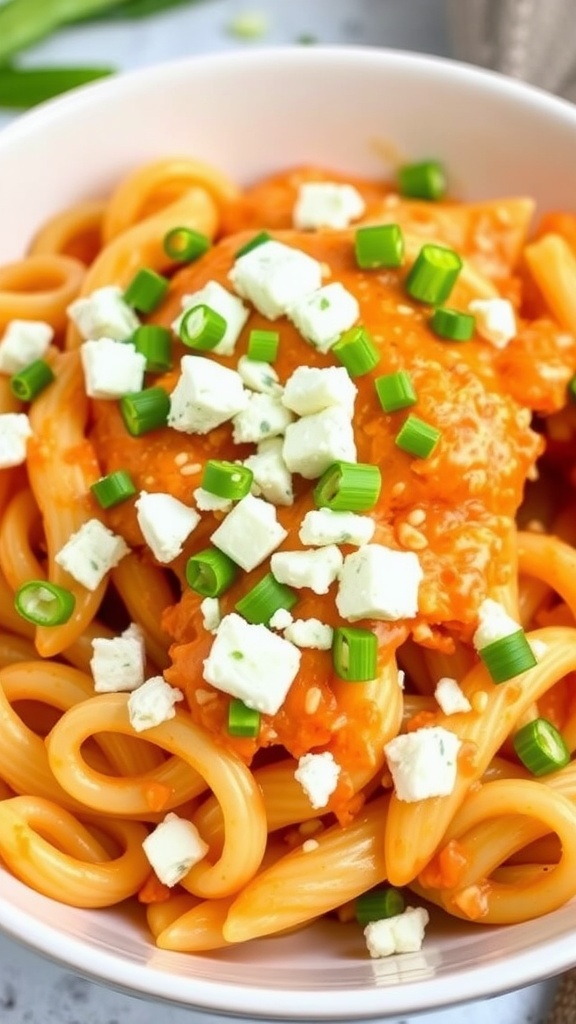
478,630,537,684
375,370,417,413
124,267,169,313
355,224,404,269
247,329,279,362
405,244,462,305
333,626,378,682
202,460,253,500
10,359,54,401
331,326,380,378
163,227,211,263
15,580,75,626
185,548,238,598
90,469,137,509
235,573,298,625
314,461,381,512
430,307,475,342
568,374,576,404
513,717,570,776
398,160,446,201
235,231,271,259
179,304,226,351
395,414,441,459
120,386,169,436
131,325,172,373
226,10,268,39
228,698,261,738
0,66,113,110
355,887,405,926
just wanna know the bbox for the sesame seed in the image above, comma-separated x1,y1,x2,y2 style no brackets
195,688,217,706
406,508,426,527
397,522,428,550
302,839,319,853
471,690,489,714
181,463,200,476
174,452,188,466
304,686,322,715
298,818,323,836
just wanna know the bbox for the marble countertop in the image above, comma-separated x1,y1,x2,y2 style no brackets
0,1,565,1021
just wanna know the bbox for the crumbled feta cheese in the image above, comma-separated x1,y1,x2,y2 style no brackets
468,298,516,349
142,812,209,887
0,413,32,468
473,598,521,651
364,907,430,958
284,618,333,650
237,355,282,395
434,676,472,715
293,181,365,231
168,355,247,435
90,623,146,693
288,283,359,354
0,320,54,374
232,391,294,444
68,285,139,341
173,280,249,356
384,726,461,801
200,596,221,633
244,437,294,506
202,612,301,714
55,519,129,591
127,675,184,732
299,508,375,547
397,670,405,690
294,752,341,809
282,365,357,417
268,607,294,630
211,493,287,571
336,545,423,621
135,491,200,564
80,338,146,399
283,406,356,479
229,239,322,320
193,487,232,513
271,546,343,595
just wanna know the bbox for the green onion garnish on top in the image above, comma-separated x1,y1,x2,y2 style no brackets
10,359,54,402
331,325,380,378
478,630,537,684
355,224,404,269
235,572,298,625
355,887,405,926
398,160,446,201
406,244,462,306
375,370,417,413
314,461,381,512
15,580,75,626
567,374,576,405
395,414,441,459
90,469,137,510
235,231,271,259
120,386,169,437
513,717,570,776
202,460,253,501
247,329,280,362
179,304,226,351
186,547,239,598
132,325,172,373
430,307,475,342
124,267,169,314
333,626,378,682
163,227,211,263
228,698,261,738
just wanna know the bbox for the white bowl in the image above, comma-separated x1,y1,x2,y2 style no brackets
1,47,576,1020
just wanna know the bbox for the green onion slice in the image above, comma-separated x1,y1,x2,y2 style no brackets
333,626,378,682
202,460,253,500
131,325,172,373
247,329,280,362
568,374,576,404
355,224,404,269
356,887,406,926
513,717,570,776
163,227,211,263
406,244,463,305
332,326,380,378
314,461,381,512
235,572,298,625
228,698,261,738
478,630,537,684
120,386,169,437
124,267,169,313
15,580,75,626
185,547,239,598
431,307,475,342
235,231,271,259
10,359,55,402
179,304,226,351
398,160,447,201
395,414,441,459
90,469,137,509
375,370,417,413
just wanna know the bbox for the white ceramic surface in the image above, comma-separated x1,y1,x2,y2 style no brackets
0,46,575,1021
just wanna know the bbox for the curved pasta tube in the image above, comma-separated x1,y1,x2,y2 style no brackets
0,487,43,590
146,893,200,939
0,631,37,668
518,531,576,617
112,554,173,670
29,200,105,264
0,254,85,332
156,897,235,952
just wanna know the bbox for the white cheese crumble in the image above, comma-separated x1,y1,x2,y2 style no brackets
168,355,247,435
200,596,221,633
55,519,129,591
468,298,516,349
90,623,146,693
0,320,54,374
135,491,200,564
229,239,322,320
237,355,281,395
336,545,423,621
80,338,146,399
282,405,357,479
0,413,32,468
364,907,430,959
243,437,294,506
294,752,341,809
473,598,521,651
384,726,461,802
142,812,209,887
127,675,184,732
298,508,375,547
288,282,359,354
202,612,301,714
293,181,366,231
193,487,232,513
173,280,249,356
271,546,343,595
268,607,294,631
284,618,333,650
211,493,287,571
232,391,294,444
281,365,357,416
68,285,139,341
434,676,472,715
